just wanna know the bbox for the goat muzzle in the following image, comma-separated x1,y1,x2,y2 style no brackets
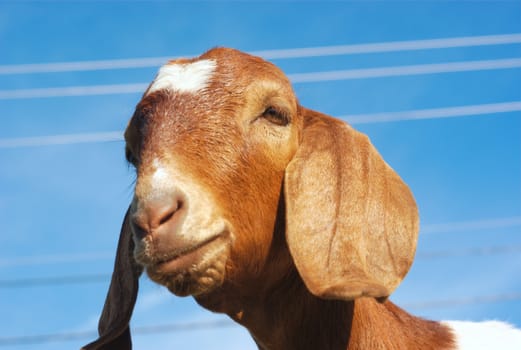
130,192,186,241
129,180,233,296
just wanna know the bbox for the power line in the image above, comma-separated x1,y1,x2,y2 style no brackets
0,330,99,346
0,274,110,288
1,33,520,75
416,245,521,259
1,101,520,149
1,57,521,100
403,293,521,310
1,293,520,346
0,131,123,149
289,58,521,83
344,101,521,124
254,33,521,60
0,83,148,100
0,319,235,346
421,216,521,235
131,319,235,335
0,251,113,268
0,58,169,76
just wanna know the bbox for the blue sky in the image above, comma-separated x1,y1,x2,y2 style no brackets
0,1,520,349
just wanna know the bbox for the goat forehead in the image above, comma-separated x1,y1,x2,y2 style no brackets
147,59,217,95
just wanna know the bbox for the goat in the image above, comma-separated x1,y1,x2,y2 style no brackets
82,48,521,350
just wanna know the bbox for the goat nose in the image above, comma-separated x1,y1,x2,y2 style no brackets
131,195,184,240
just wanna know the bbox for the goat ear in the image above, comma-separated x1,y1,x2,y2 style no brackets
284,108,419,301
82,208,143,350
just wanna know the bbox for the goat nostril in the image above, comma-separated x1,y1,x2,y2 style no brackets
158,200,183,226
159,210,175,226
132,199,184,239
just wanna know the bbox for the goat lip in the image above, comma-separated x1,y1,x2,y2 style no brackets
153,233,226,274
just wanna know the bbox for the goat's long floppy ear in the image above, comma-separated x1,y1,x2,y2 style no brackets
284,108,419,301
82,208,143,350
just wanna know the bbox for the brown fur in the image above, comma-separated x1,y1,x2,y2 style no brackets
82,48,455,350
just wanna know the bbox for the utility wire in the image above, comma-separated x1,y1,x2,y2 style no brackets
416,245,521,259
0,83,148,100
289,58,521,83
255,33,521,59
1,101,520,149
1,293,520,346
0,251,113,268
342,101,521,124
0,319,235,346
0,131,123,149
403,292,521,310
421,216,521,235
0,274,109,288
1,57,521,100
1,33,520,75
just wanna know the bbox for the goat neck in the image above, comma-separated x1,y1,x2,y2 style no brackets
197,267,455,350
194,223,454,350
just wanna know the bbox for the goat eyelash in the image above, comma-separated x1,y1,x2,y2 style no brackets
125,147,138,166
261,106,290,126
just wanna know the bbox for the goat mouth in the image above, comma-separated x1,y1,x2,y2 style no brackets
152,232,228,275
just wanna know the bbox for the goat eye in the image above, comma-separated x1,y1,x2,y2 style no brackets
125,147,138,165
262,107,290,126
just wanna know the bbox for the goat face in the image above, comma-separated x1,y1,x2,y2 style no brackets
84,47,420,350
125,48,301,297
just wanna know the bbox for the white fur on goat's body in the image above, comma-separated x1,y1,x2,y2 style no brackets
444,320,521,349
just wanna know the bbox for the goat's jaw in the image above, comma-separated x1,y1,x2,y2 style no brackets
137,229,232,297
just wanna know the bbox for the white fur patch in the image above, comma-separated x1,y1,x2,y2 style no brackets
444,320,521,349
147,59,216,95
151,159,172,190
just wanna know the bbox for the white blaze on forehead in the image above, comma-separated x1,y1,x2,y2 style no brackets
147,59,217,95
